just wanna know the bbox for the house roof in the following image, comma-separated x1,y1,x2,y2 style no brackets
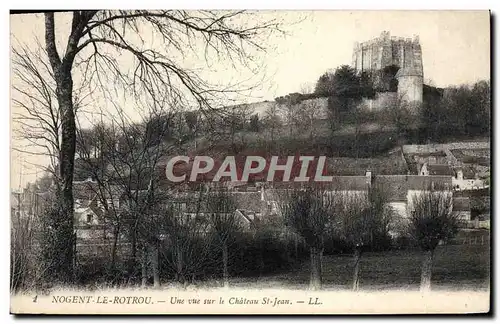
231,192,262,211
425,164,455,176
266,177,370,191
236,209,256,223
73,180,98,200
413,151,447,157
372,175,453,202
455,166,476,179
331,176,371,191
406,175,452,190
373,175,408,202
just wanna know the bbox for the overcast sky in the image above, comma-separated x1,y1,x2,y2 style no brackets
10,10,490,189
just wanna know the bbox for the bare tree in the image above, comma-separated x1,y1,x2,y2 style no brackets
384,94,415,138
277,100,299,138
277,185,335,290
407,189,461,292
262,102,282,147
184,111,201,150
297,99,321,139
299,82,314,95
12,10,283,282
222,104,253,154
336,186,392,291
10,195,45,292
158,186,217,286
75,97,187,288
205,185,240,287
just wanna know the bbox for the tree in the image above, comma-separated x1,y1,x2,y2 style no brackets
407,189,461,292
75,98,188,287
158,185,217,286
249,114,260,132
300,82,314,95
10,191,48,292
277,98,299,138
332,65,362,98
184,111,201,150
314,71,335,97
205,185,240,287
223,104,253,153
13,10,283,283
385,94,416,139
296,99,321,139
262,102,281,148
277,185,335,290
431,80,490,140
337,186,392,291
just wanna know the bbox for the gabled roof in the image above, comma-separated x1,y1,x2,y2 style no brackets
231,192,262,211
236,209,257,223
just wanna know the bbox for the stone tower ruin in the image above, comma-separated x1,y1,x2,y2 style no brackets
352,31,423,104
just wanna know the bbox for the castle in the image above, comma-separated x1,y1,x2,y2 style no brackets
352,31,424,104
230,31,425,118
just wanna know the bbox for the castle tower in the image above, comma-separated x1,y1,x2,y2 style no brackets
395,65,423,104
395,35,423,105
352,31,424,105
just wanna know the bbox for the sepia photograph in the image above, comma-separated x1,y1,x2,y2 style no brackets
9,9,491,315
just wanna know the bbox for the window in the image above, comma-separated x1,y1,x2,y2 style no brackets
86,214,93,223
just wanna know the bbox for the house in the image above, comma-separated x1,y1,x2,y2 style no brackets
419,163,455,177
73,179,121,241
452,166,486,190
176,189,263,231
413,151,449,166
74,198,108,240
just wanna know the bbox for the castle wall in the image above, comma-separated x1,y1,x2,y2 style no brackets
397,75,423,103
361,92,398,111
402,142,490,155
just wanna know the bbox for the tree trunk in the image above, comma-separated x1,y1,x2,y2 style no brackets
310,247,322,290
352,247,362,291
258,239,264,276
45,12,77,284
110,224,120,271
141,245,147,288
56,74,77,283
176,245,184,284
222,242,229,288
294,236,299,261
129,226,137,273
420,249,434,292
152,244,160,289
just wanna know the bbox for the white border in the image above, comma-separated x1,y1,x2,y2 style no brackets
2,1,498,323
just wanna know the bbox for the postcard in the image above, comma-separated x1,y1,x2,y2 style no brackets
10,10,491,315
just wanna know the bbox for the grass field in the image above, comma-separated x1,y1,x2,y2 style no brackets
226,244,490,291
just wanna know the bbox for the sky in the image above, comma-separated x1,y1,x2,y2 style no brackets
10,10,491,189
